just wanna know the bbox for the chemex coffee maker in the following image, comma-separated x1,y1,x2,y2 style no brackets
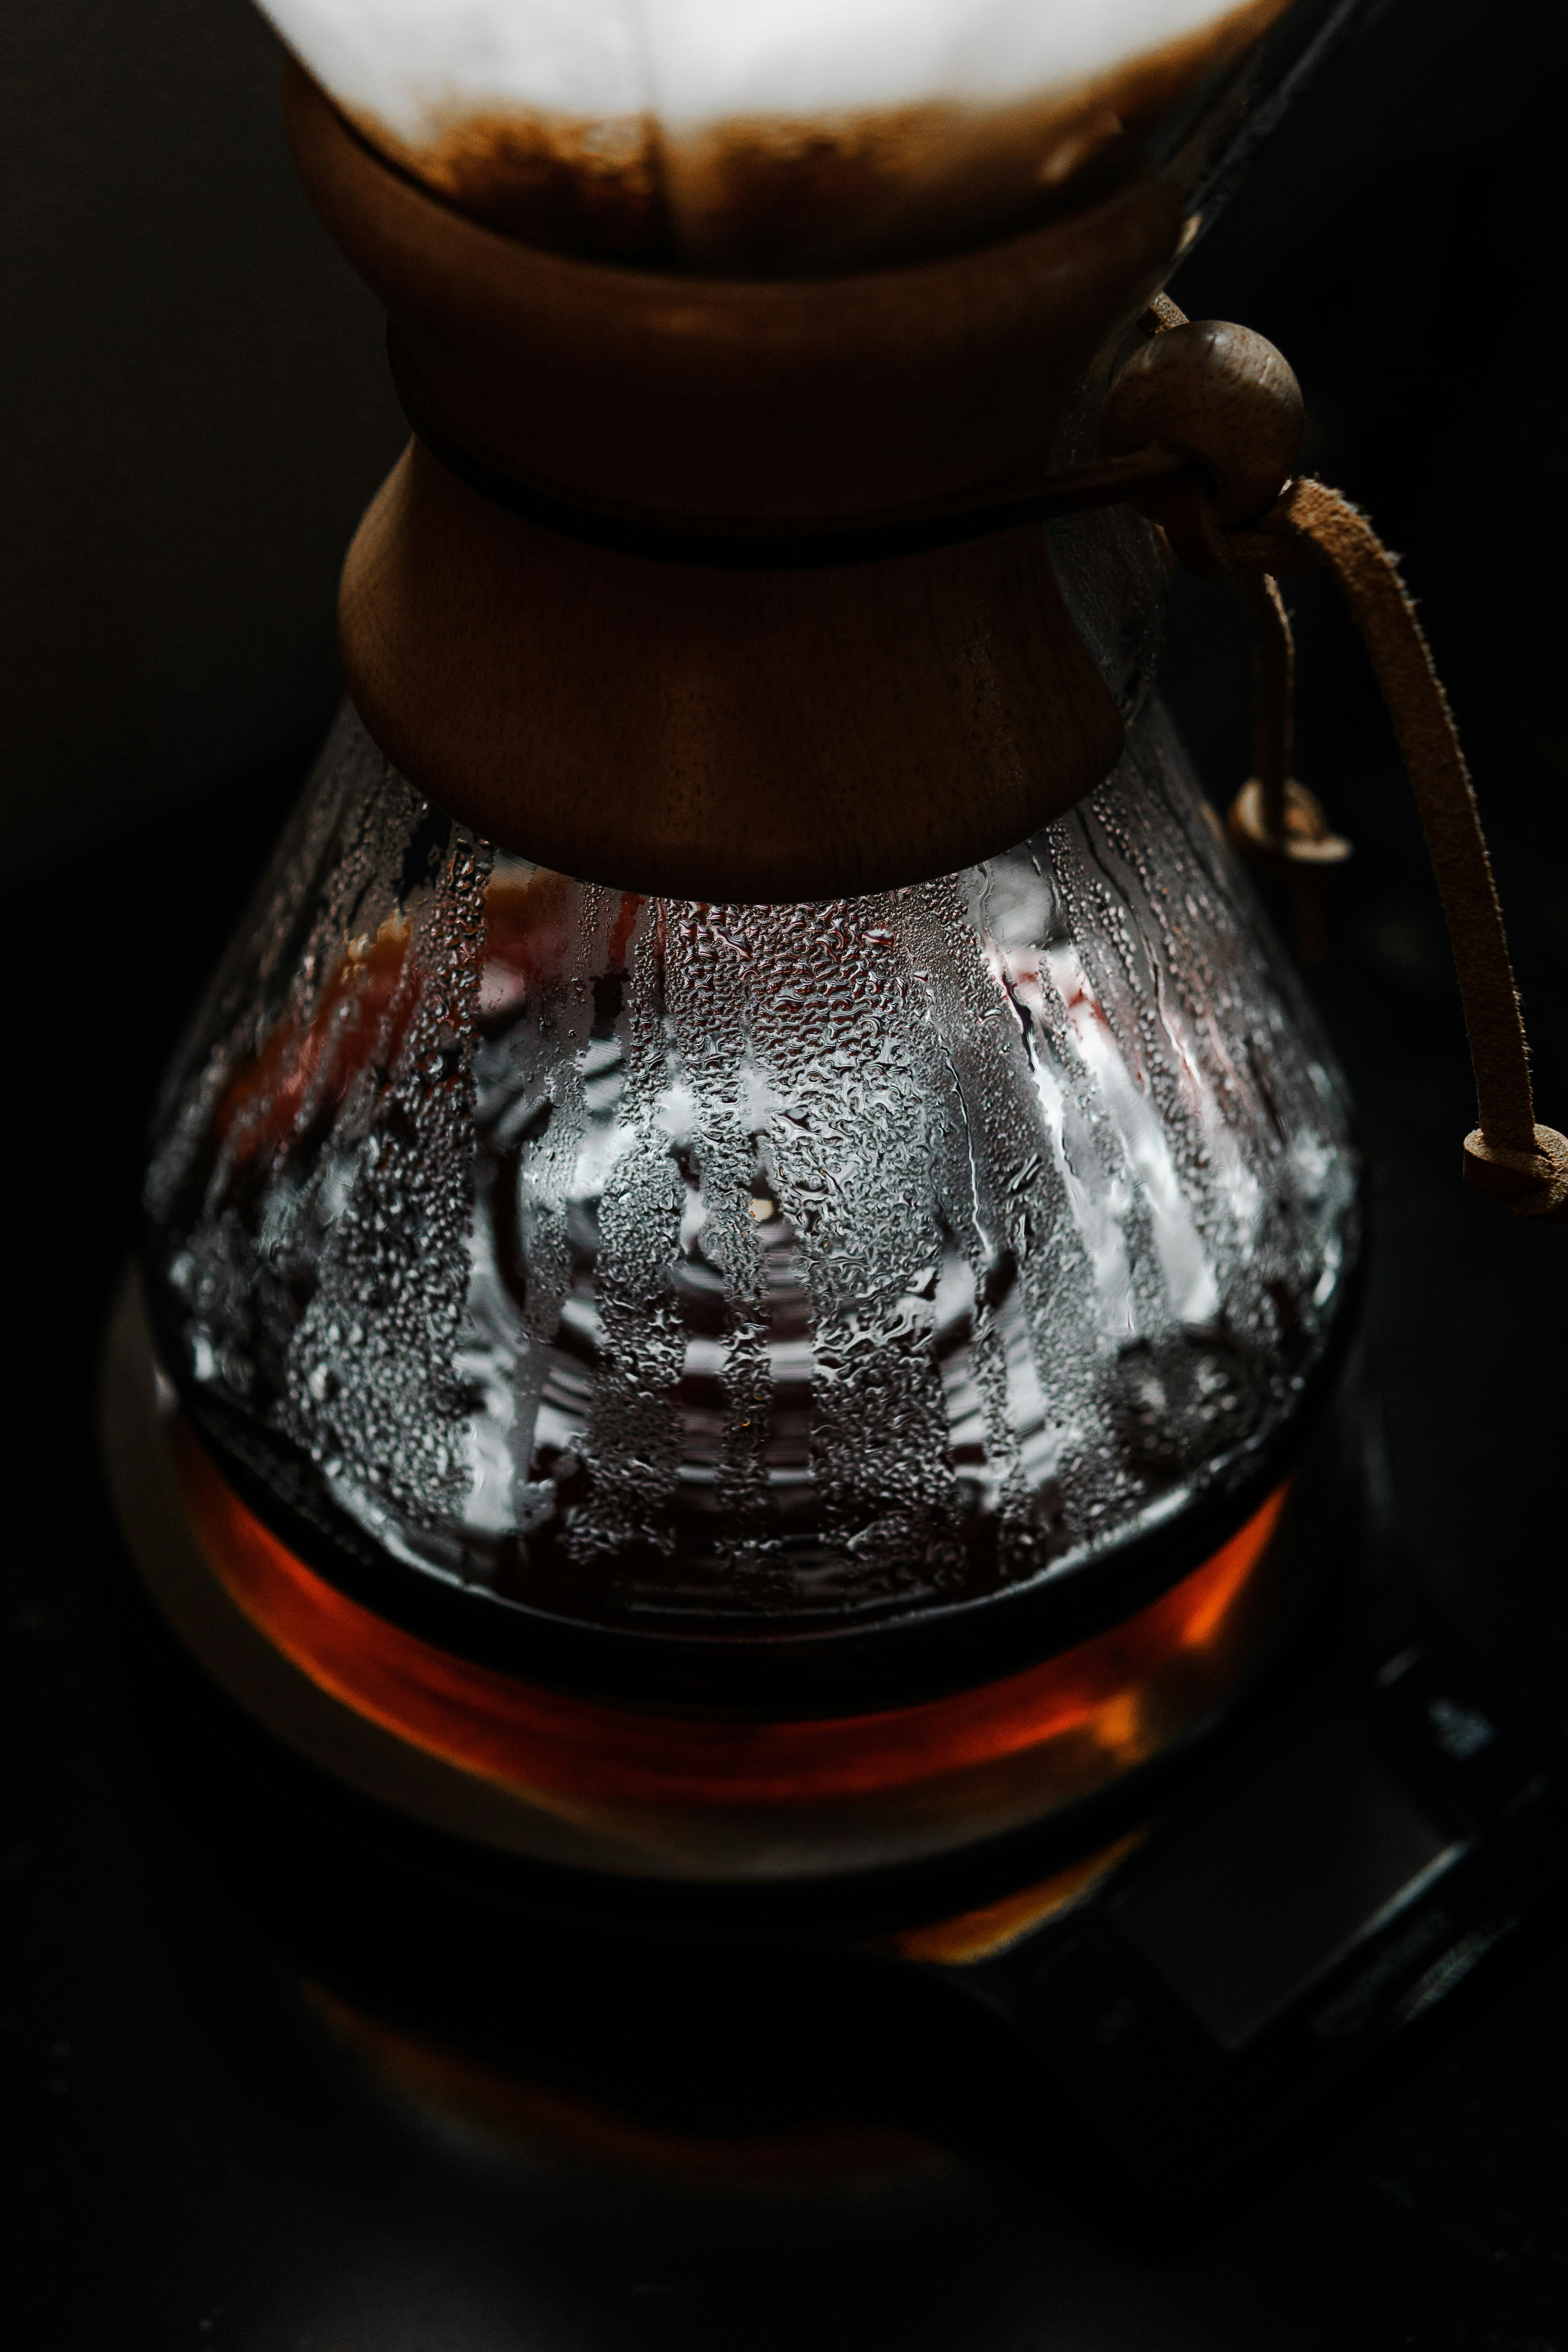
103,0,1568,2213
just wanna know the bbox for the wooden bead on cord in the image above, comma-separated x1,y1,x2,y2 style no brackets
1102,320,1304,528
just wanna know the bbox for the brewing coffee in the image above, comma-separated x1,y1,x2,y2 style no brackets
260,0,1297,266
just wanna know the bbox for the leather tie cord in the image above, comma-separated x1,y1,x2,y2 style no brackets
1226,571,1350,969
1093,295,1566,1220
1214,479,1568,1222
1247,567,1293,847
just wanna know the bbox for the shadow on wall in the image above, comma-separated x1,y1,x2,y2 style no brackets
0,0,405,892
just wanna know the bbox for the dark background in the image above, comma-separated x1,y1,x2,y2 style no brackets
4,0,1568,2344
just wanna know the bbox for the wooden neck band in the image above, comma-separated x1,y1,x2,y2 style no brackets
285,62,1187,902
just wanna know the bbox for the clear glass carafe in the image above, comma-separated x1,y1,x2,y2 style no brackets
141,690,1358,1692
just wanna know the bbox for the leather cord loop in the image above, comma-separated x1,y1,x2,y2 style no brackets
1213,474,1563,1219
1124,292,1561,1218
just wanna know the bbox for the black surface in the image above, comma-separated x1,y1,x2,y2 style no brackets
5,0,1568,2343
1110,1717,1457,2051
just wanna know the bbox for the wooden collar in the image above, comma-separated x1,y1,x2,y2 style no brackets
286,62,1185,901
